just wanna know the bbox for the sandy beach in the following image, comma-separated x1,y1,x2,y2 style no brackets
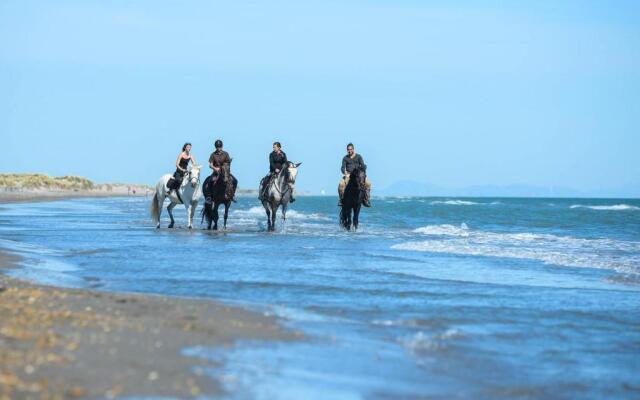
0,187,151,204
0,251,297,399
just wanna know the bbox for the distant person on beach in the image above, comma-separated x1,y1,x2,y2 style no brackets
167,143,197,194
208,139,238,202
338,143,371,207
259,142,295,203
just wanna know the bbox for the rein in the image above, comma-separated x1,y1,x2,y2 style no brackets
182,169,201,187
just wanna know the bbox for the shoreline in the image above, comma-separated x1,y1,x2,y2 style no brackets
0,250,298,399
0,188,151,204
0,189,270,204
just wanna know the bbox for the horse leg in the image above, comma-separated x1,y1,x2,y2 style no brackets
271,204,277,232
264,204,272,231
353,204,361,231
223,202,230,230
155,193,164,228
205,202,212,230
167,202,176,228
186,203,193,229
281,204,288,232
189,201,198,229
213,203,220,230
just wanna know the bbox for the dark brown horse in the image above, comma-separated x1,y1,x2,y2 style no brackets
340,167,366,231
201,162,237,230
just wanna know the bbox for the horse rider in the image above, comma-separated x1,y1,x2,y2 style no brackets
259,141,295,203
168,142,197,197
208,139,238,202
338,142,371,207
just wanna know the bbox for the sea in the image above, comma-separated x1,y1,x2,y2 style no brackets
1,196,639,399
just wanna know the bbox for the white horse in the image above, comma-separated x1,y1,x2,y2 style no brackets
261,161,301,232
150,165,202,229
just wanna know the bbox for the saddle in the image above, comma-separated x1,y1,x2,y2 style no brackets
166,178,184,204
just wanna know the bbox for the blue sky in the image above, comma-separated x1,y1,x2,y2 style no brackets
1,0,639,195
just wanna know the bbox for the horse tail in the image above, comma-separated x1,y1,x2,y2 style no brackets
150,191,160,224
201,198,212,224
200,201,207,224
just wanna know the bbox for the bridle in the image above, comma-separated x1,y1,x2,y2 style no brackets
184,169,201,187
271,167,295,197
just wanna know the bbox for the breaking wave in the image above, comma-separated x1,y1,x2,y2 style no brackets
394,225,640,276
570,204,640,211
430,200,479,206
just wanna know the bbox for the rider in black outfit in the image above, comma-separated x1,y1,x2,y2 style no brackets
168,143,196,195
260,142,295,202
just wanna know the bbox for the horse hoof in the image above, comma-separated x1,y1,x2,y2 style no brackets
188,226,193,230
168,223,174,229
155,224,160,229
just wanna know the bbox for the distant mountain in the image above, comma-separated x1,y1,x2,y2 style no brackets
375,180,640,198
373,181,449,197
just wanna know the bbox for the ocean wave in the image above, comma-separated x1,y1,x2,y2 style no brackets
430,200,479,206
570,204,640,211
400,329,464,353
231,206,330,221
413,223,469,236
394,226,640,276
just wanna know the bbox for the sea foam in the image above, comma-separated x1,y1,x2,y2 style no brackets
430,200,479,206
570,204,640,211
395,225,640,276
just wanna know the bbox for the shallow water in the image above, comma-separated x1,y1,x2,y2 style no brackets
1,196,639,399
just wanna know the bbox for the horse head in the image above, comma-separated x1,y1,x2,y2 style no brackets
285,161,302,185
221,160,232,179
351,167,366,191
187,165,202,188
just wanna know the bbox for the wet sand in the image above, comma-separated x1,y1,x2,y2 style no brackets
0,251,298,399
0,188,150,204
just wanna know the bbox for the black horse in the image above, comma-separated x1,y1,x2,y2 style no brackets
340,167,367,231
201,162,237,230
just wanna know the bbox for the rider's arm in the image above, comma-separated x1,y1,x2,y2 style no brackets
359,155,367,171
269,153,276,172
341,156,347,175
190,154,197,167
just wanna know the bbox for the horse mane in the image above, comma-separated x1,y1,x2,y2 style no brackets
349,167,366,189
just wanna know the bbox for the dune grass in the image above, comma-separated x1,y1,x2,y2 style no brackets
0,173,95,190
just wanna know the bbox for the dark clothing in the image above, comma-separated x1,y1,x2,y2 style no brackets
168,169,185,190
341,154,367,174
208,150,231,168
169,156,191,190
269,151,288,172
178,156,191,170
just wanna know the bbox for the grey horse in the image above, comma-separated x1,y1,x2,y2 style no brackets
260,161,301,232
